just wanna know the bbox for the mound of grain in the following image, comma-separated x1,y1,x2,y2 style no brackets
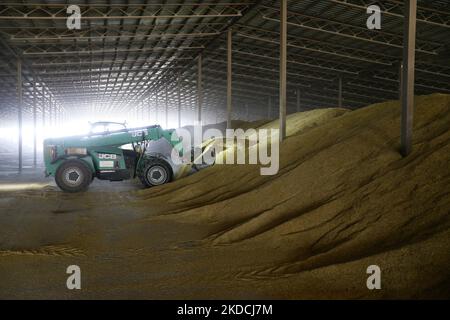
136,94,450,297
172,107,349,180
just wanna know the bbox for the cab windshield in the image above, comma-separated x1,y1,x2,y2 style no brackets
89,122,126,134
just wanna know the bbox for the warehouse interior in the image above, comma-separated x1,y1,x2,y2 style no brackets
0,0,450,299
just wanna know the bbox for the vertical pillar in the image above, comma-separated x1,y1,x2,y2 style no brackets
197,53,203,124
148,97,152,122
17,59,23,172
338,76,343,108
399,62,403,100
56,103,59,127
42,86,46,128
401,0,417,157
56,103,60,127
135,104,138,122
279,0,287,142
267,96,272,119
52,97,55,127
296,88,301,112
165,86,169,128
49,95,53,128
227,28,232,129
33,78,37,167
55,102,58,127
245,103,249,121
177,75,181,128
155,93,159,125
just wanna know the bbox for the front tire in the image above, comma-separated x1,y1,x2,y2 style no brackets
55,159,92,193
138,157,173,188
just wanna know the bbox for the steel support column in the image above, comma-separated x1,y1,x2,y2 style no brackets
49,96,53,127
268,96,272,119
56,103,59,127
227,28,233,129
338,76,343,108
42,86,46,128
279,0,287,141
147,96,152,123
54,100,61,126
165,86,169,128
296,88,301,112
197,53,203,124
155,93,159,124
33,77,37,167
399,62,403,100
177,75,182,128
401,0,417,157
17,59,23,172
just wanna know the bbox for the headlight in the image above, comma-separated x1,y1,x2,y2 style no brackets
65,147,87,155
49,146,57,161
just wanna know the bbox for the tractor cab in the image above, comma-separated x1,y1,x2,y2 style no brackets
89,121,127,135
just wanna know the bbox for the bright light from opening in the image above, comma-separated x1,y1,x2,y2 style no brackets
0,108,203,155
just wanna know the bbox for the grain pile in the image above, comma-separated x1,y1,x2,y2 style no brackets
1,94,448,299
173,108,349,179
136,94,450,298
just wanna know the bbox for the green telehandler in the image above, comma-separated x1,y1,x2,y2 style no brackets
43,122,186,192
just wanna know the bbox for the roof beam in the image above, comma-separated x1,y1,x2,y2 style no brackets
259,5,441,55
0,3,250,20
329,0,450,29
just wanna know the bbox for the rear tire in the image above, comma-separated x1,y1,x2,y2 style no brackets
55,159,92,193
138,157,173,188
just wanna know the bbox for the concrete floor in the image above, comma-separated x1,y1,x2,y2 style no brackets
0,151,143,192
1,148,448,299
0,152,285,299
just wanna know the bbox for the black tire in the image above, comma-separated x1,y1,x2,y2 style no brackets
138,157,173,188
55,159,92,193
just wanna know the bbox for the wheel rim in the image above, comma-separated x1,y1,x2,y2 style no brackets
63,167,84,187
147,165,167,185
